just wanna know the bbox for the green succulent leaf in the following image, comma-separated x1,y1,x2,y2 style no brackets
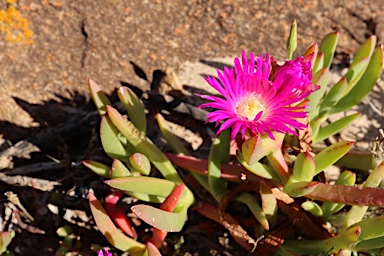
283,226,360,254
301,201,323,217
237,151,279,180
352,236,384,251
286,19,297,60
128,153,151,176
110,159,131,179
290,152,315,182
318,77,348,118
309,118,322,140
105,176,178,198
343,57,370,95
242,136,263,166
314,141,354,175
235,193,269,230
88,78,112,117
312,52,324,74
131,204,186,232
0,231,15,254
318,31,339,69
350,35,377,68
335,150,375,170
260,182,277,226
107,105,183,183
208,137,227,200
284,181,319,198
155,113,189,156
219,128,231,164
82,160,110,178
303,42,318,69
88,193,146,254
348,214,384,241
308,67,329,120
314,112,360,143
101,114,130,161
117,86,147,133
331,45,383,113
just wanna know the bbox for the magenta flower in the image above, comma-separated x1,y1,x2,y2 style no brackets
198,51,319,140
97,248,112,256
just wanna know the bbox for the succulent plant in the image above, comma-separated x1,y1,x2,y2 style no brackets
84,20,384,255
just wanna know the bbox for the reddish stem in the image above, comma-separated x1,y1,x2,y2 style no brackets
193,200,255,251
105,191,137,239
148,183,185,248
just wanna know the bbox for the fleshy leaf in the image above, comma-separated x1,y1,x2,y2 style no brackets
146,242,162,256
322,171,356,217
166,153,272,184
237,151,279,180
290,152,315,182
208,137,227,200
301,201,323,217
303,43,318,69
105,176,178,198
260,182,277,227
318,32,339,68
312,52,324,74
0,231,15,254
101,114,130,161
155,113,189,156
131,204,186,232
117,86,147,133
308,67,329,120
306,183,384,206
318,77,348,118
343,161,384,228
286,19,297,60
331,45,383,113
88,78,112,117
352,236,384,251
335,150,375,170
83,160,110,178
284,181,319,197
107,106,183,183
236,193,269,230
350,35,377,68
105,191,137,238
129,153,151,176
242,136,263,166
314,113,360,143
283,226,360,254
343,57,370,95
314,141,354,175
149,184,185,248
110,159,131,179
348,215,384,241
88,193,146,254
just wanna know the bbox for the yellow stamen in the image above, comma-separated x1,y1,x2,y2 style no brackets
236,93,265,120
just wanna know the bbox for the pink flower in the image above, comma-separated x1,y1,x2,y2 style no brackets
198,51,319,140
97,248,112,256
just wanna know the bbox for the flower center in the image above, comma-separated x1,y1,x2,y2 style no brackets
236,93,265,120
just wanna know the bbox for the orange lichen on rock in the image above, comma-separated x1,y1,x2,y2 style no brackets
0,0,33,44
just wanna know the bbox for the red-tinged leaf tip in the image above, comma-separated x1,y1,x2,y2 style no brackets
160,183,185,211
105,196,138,239
146,241,162,256
88,192,145,252
105,191,125,206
